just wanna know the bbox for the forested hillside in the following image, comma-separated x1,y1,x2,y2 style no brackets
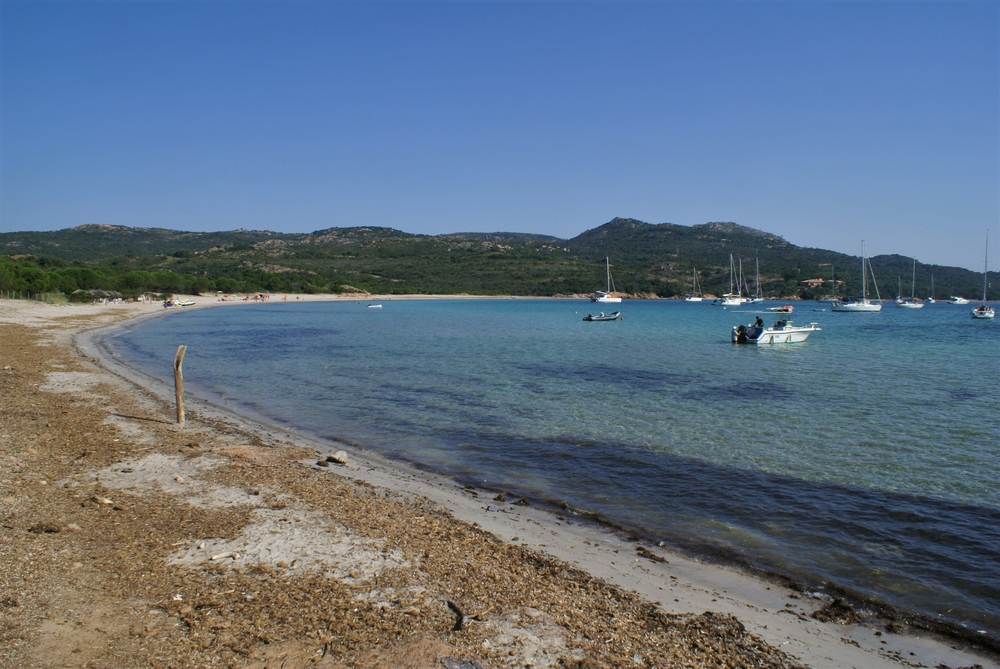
1,219,993,301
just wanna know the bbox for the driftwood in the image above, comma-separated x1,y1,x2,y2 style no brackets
446,600,466,631
173,345,187,424
636,546,668,563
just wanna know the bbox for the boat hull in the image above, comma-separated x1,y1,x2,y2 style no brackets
831,301,882,312
583,311,621,322
732,322,819,344
971,306,995,319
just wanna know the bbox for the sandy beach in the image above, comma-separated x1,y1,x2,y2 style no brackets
1,296,995,669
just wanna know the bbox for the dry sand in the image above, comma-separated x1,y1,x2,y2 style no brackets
0,296,995,669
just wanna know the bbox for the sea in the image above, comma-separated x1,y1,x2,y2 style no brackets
102,298,1000,639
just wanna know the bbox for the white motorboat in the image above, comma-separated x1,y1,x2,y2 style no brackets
831,241,883,312
766,305,794,313
367,304,382,308
971,230,995,319
684,268,704,302
591,257,622,303
897,259,924,308
950,296,970,305
732,317,820,344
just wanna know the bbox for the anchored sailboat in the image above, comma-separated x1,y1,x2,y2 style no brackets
897,259,924,308
745,257,763,304
972,230,995,319
831,241,882,312
714,255,744,306
591,257,622,304
684,268,704,302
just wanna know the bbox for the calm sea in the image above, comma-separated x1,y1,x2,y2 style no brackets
104,298,1000,637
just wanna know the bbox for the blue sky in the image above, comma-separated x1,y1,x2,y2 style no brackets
1,1,997,270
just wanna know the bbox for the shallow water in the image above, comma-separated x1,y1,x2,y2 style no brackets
105,298,1000,636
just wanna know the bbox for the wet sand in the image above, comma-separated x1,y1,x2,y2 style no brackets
0,296,995,669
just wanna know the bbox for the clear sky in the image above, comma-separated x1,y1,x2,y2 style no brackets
1,1,997,270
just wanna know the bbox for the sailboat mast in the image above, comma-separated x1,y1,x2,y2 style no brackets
755,257,760,299
861,241,867,301
984,231,990,303
606,257,611,293
911,259,916,300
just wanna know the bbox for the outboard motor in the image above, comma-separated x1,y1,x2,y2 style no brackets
735,323,748,344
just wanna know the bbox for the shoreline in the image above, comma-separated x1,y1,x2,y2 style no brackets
83,297,1000,664
2,296,997,669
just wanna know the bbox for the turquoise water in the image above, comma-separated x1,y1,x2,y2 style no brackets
104,299,1000,636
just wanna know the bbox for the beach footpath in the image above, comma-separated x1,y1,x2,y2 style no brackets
0,298,995,669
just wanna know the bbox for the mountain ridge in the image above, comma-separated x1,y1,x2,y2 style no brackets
1,219,994,301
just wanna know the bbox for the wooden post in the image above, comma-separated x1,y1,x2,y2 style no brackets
173,345,187,424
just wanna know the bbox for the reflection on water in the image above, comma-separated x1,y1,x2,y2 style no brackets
106,298,1000,636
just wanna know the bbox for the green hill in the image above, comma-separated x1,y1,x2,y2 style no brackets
1,219,994,301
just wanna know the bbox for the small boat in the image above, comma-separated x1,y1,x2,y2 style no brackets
591,257,622,303
732,317,820,344
713,255,745,306
751,257,764,303
831,241,883,312
367,304,382,309
927,274,936,303
766,305,794,313
971,230,995,319
683,268,704,302
583,311,621,322
744,257,763,304
950,296,970,305
896,259,924,308
972,304,995,319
